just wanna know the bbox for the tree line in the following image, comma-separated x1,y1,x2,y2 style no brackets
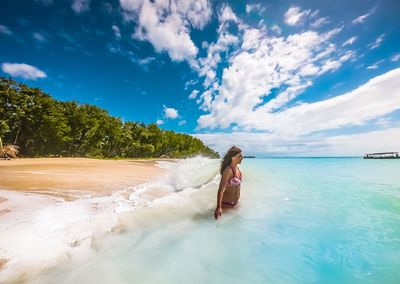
0,77,219,159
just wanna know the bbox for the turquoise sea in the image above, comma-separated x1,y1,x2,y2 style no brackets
5,157,400,284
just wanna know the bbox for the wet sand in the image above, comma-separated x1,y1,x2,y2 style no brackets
0,158,167,201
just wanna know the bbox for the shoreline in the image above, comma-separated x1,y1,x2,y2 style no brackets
0,157,175,282
0,157,171,201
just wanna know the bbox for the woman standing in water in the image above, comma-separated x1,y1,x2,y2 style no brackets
214,146,243,219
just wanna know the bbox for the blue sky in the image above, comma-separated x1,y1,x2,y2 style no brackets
1,0,400,156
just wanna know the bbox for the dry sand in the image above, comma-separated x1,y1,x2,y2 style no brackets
0,158,167,201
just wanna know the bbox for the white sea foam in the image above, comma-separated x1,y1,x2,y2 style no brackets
126,156,220,208
0,156,220,283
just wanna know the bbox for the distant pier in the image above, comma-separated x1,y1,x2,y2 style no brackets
363,152,399,159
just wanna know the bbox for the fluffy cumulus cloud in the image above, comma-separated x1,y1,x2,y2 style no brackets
199,67,400,135
119,0,211,61
193,68,400,155
163,106,179,119
185,3,400,157
192,5,240,90
112,2,397,155
1,63,47,80
195,7,352,131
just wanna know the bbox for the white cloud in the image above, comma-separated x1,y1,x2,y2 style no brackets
284,6,311,26
163,106,179,119
197,65,400,138
189,89,199,99
194,127,400,156
72,0,91,13
119,0,211,62
178,120,186,126
156,119,164,125
368,34,385,49
391,53,400,62
185,79,197,89
1,63,47,80
245,4,252,14
119,0,142,13
137,57,155,65
352,9,375,24
32,32,47,42
245,4,265,14
0,25,13,36
112,25,121,40
311,16,330,28
342,36,357,46
195,23,351,130
270,25,282,34
367,64,378,70
134,0,198,61
191,5,240,89
366,59,384,70
219,5,238,23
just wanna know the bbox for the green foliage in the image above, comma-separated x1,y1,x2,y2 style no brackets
0,77,220,159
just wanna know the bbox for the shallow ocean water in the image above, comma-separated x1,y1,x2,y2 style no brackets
7,157,400,284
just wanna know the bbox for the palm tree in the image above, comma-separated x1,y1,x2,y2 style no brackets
0,137,19,159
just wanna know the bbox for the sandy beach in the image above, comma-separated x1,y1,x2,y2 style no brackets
0,157,176,282
0,158,167,201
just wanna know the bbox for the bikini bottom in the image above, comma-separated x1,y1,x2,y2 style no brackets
222,201,238,207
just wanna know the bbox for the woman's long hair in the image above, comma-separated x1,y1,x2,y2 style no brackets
220,146,242,175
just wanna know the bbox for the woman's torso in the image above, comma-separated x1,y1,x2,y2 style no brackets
222,165,242,204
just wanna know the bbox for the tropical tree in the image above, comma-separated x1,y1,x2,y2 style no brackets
0,77,220,159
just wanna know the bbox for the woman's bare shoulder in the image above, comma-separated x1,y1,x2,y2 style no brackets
222,166,233,177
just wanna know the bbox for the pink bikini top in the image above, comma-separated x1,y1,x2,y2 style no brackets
226,165,242,186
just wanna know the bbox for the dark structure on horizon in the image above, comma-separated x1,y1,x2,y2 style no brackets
363,152,399,159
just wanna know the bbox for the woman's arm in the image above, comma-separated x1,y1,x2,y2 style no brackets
214,167,232,219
